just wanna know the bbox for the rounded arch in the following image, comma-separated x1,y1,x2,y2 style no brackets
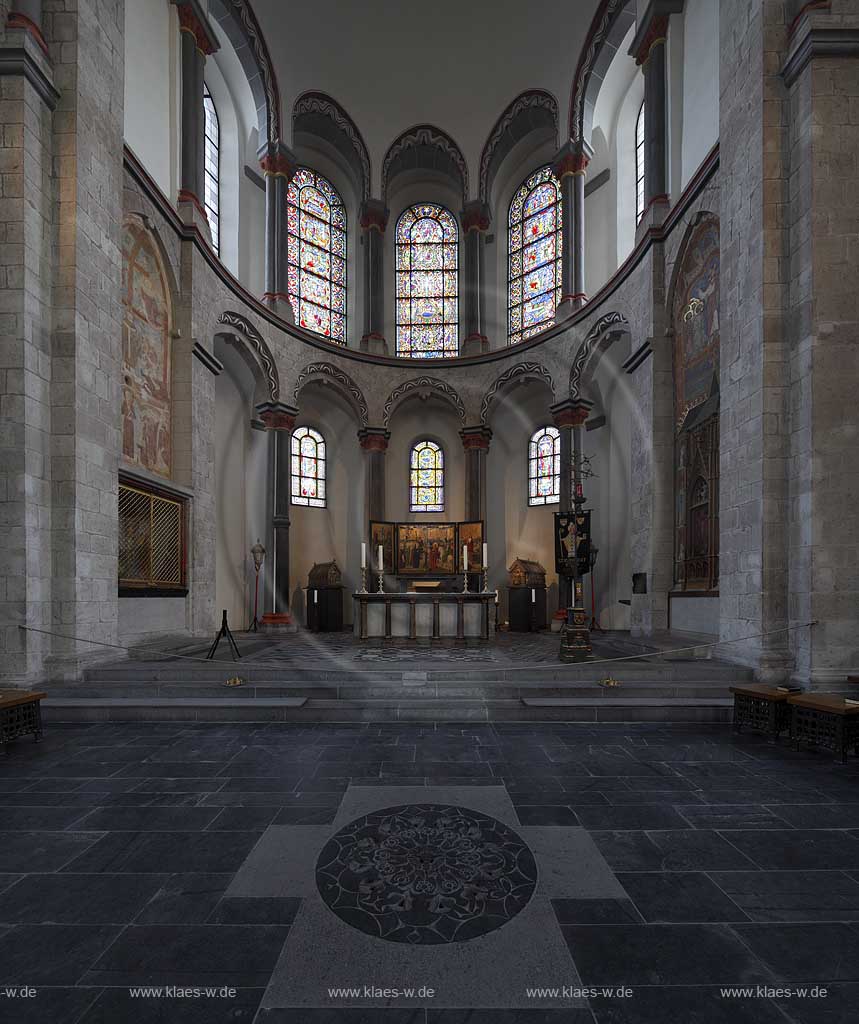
292,362,368,426
480,361,556,424
381,125,469,204
479,90,559,205
569,311,631,399
216,311,280,402
568,0,636,143
383,376,466,428
293,91,370,201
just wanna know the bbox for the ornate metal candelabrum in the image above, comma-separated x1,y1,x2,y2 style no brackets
377,569,385,594
359,564,368,594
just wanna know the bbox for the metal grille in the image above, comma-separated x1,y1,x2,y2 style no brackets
1,700,42,744
119,483,184,589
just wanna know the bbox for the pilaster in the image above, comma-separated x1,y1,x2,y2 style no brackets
257,402,298,626
460,201,491,355
460,426,492,521
359,199,389,354
358,427,390,523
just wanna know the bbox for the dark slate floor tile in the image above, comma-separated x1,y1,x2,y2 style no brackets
208,896,301,925
132,778,228,793
602,790,702,805
255,1011,426,1024
0,924,121,985
428,1012,596,1023
773,982,859,1024
590,830,756,871
206,806,279,830
273,806,338,824
562,923,774,987
71,806,222,831
732,922,859,982
81,924,289,987
583,757,673,778
551,897,644,925
588,985,787,1023
576,805,691,829
724,830,859,870
117,763,230,778
60,830,260,874
0,873,167,924
0,831,104,873
617,871,748,923
0,805,91,830
0,987,101,1024
216,777,302,791
675,805,792,829
134,873,234,925
0,873,23,895
765,804,859,829
710,870,859,923
514,805,580,826
78,986,263,1024
200,791,341,807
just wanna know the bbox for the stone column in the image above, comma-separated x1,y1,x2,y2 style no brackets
552,140,592,318
460,202,491,355
172,2,219,237
359,199,388,354
358,427,390,523
460,427,492,522
552,399,593,661
258,141,297,323
257,402,298,627
629,1,681,232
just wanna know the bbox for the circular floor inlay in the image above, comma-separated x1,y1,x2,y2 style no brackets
315,803,537,944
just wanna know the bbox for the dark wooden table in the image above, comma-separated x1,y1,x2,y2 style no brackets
0,690,45,752
787,693,859,762
730,683,793,741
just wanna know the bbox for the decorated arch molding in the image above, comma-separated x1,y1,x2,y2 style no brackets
479,362,556,424
381,125,469,203
293,362,369,425
383,376,466,427
293,92,371,200
209,0,282,144
569,0,636,143
217,311,280,400
569,311,630,399
479,91,559,203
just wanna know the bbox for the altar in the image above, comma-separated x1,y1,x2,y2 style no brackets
353,591,497,641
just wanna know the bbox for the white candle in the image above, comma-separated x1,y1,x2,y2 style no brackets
462,544,468,572
531,588,536,603
361,542,366,569
482,542,488,569
313,589,318,604
378,544,383,572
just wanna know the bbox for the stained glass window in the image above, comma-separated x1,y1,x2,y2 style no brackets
528,426,560,506
508,165,562,345
291,426,326,508
409,440,444,512
636,101,645,223
287,168,346,344
396,204,458,358
203,85,220,256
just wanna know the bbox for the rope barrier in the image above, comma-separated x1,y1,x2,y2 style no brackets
18,621,817,673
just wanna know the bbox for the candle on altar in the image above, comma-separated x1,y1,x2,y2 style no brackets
531,588,536,603
361,542,366,569
482,542,488,569
462,545,468,572
377,544,383,573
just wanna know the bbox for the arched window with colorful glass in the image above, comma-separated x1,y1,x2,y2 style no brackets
409,439,444,512
203,84,220,257
528,426,560,505
508,165,562,345
291,426,326,508
287,168,346,344
396,204,458,358
636,101,645,224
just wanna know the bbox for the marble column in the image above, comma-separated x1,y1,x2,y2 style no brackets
359,199,389,354
629,2,681,230
460,202,491,355
172,1,219,237
552,141,592,318
460,426,492,522
257,402,298,627
258,141,297,323
358,427,390,523
551,398,593,660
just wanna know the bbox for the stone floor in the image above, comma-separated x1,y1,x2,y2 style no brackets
1,720,858,1022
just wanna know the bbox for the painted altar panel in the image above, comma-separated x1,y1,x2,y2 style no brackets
122,217,172,477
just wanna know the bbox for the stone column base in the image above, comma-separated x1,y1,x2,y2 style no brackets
359,333,388,355
460,334,489,357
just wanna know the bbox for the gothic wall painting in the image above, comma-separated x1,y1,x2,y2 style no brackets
672,214,719,590
121,218,172,477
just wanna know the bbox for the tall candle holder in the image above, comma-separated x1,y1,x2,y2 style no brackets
377,569,385,593
462,570,470,594
482,569,490,594
359,564,368,594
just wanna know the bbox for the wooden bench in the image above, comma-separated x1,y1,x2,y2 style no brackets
787,693,859,763
730,683,793,740
0,690,45,752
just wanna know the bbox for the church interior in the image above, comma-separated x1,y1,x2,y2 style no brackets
2,0,859,1020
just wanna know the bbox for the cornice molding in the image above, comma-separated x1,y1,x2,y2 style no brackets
0,44,59,109
628,0,684,66
782,26,859,86
192,341,224,376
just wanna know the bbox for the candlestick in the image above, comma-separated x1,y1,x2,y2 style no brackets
361,542,366,569
359,564,368,593
377,544,383,573
462,544,469,593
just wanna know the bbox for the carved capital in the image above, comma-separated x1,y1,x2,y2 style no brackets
552,139,593,179
172,0,220,56
258,141,297,179
550,398,593,429
460,200,491,234
359,198,389,232
358,427,391,452
628,1,683,66
460,426,493,451
256,401,298,432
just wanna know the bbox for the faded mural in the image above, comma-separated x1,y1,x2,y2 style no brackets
121,217,172,477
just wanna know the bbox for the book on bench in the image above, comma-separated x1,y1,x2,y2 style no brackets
776,686,802,693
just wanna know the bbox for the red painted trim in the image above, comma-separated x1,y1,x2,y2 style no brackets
6,12,49,56
262,292,291,303
177,188,209,224
260,613,293,625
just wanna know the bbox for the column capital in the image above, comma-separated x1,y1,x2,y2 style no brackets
171,0,220,56
256,402,298,432
552,138,594,179
628,0,682,66
358,427,391,452
550,398,593,429
460,200,491,234
359,198,390,232
460,426,493,451
258,140,297,179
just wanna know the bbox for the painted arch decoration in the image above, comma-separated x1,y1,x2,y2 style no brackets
383,376,466,427
292,362,368,426
216,311,280,401
479,362,555,424
568,311,630,399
